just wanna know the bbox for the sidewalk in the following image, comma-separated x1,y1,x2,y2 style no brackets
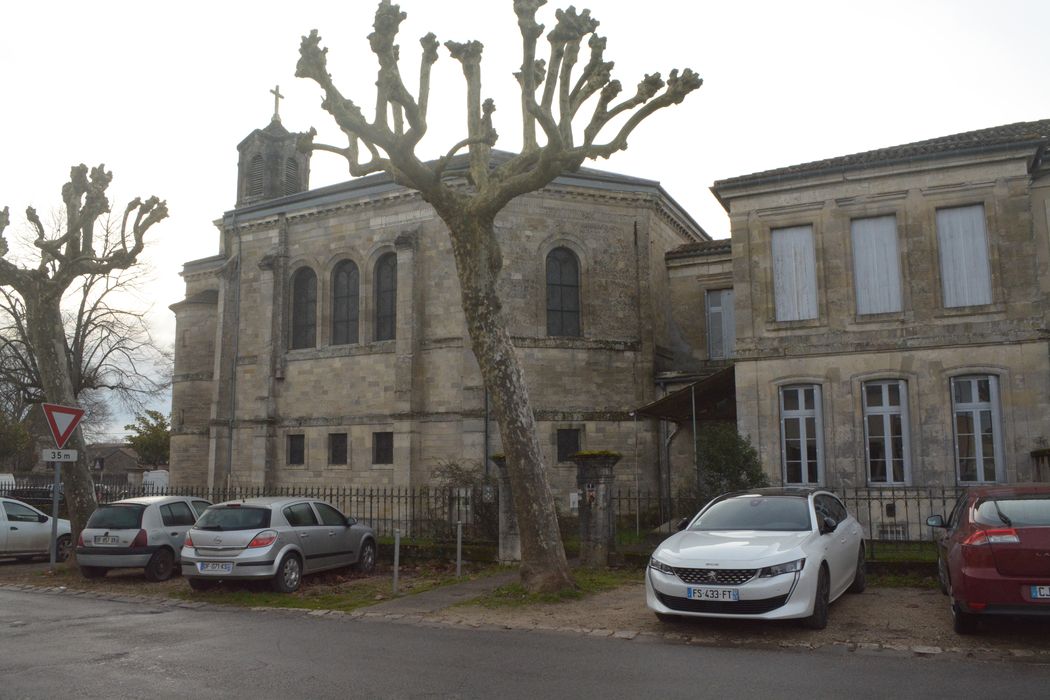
366,570,519,615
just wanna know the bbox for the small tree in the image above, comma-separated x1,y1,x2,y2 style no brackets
124,410,170,468
0,165,167,538
297,0,701,592
696,422,768,503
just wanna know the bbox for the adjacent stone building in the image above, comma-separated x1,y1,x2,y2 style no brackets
700,119,1050,499
169,113,709,496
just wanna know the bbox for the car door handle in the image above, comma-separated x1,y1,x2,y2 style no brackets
300,533,309,538
171,532,179,536
328,530,336,537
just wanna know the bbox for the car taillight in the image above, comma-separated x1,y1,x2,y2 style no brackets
130,529,148,548
962,528,1020,546
77,533,84,547
184,535,195,548
248,530,278,548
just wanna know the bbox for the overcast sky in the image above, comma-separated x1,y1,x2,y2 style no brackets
3,0,1049,437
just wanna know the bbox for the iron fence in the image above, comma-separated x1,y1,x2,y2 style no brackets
1,478,962,554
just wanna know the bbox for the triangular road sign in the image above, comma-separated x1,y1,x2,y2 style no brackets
42,403,85,450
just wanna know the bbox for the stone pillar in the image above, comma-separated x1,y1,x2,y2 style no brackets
491,455,520,564
573,452,622,568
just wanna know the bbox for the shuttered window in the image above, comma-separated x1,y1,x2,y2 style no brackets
706,288,735,360
851,216,902,315
771,225,817,321
937,205,992,308
247,155,265,199
283,158,300,196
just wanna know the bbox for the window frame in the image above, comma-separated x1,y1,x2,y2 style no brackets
546,247,582,338
556,428,582,463
935,204,993,309
705,287,735,360
290,267,318,350
287,434,306,466
374,253,397,342
850,215,902,316
779,384,824,485
331,260,360,346
372,431,394,465
861,379,911,485
770,225,818,322
328,432,348,466
950,374,1004,484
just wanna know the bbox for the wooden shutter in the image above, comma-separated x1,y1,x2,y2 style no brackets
937,205,992,308
771,225,817,321
851,215,902,314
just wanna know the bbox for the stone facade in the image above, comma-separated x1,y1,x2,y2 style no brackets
703,119,1050,490
169,122,708,503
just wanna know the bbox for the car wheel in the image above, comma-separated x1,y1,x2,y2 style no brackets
353,539,376,574
55,535,72,563
949,586,978,634
80,566,108,579
847,546,866,594
801,566,830,630
272,553,303,593
144,548,176,582
655,612,680,623
187,577,219,592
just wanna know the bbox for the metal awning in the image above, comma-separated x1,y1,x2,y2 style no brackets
634,365,736,423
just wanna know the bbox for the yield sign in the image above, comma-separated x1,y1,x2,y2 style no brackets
42,403,85,450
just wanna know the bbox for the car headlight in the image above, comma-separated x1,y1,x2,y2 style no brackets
649,557,676,576
759,558,805,578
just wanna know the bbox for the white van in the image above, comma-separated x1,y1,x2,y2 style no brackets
141,469,169,490
0,473,15,493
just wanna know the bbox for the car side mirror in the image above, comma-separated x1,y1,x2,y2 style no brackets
675,517,690,532
926,514,946,528
346,516,357,527
822,516,838,534
37,514,48,523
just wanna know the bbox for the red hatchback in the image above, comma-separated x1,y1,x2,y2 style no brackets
927,485,1050,634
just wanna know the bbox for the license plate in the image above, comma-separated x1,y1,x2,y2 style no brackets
1031,585,1050,599
687,587,739,601
93,536,119,545
198,562,233,574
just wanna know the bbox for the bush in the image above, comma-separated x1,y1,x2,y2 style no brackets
696,422,768,501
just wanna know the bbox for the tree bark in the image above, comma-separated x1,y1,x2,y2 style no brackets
24,286,97,539
441,211,573,592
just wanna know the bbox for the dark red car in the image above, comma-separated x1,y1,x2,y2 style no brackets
927,484,1050,633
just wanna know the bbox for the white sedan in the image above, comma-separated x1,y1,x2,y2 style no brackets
646,487,866,629
0,496,72,562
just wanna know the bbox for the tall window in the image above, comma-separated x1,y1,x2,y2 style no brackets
951,375,1002,483
851,215,902,315
331,260,360,345
863,380,910,484
290,267,317,349
374,253,397,341
771,225,817,321
546,247,581,337
283,158,300,196
246,154,265,199
780,385,823,484
937,205,992,308
706,288,735,360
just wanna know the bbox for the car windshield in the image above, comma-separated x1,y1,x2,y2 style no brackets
689,496,812,531
974,496,1050,527
195,506,271,531
86,504,146,529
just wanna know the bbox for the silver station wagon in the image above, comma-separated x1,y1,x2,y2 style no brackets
76,496,213,581
181,497,377,593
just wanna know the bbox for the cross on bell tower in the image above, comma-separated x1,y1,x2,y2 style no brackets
270,85,284,122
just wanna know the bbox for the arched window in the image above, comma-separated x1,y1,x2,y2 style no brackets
331,260,360,345
290,267,317,349
546,247,580,337
283,158,300,196
247,154,265,199
374,253,397,341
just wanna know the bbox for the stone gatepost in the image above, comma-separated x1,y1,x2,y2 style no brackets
572,451,622,568
490,455,520,564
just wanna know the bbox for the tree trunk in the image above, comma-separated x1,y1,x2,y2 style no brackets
442,212,573,593
25,288,97,540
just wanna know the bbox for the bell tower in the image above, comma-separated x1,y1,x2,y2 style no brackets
235,85,311,207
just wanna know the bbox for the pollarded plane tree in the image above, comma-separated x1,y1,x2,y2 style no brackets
296,0,701,592
0,165,167,536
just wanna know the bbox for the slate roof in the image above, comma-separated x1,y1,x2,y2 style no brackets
666,238,732,261
713,119,1050,194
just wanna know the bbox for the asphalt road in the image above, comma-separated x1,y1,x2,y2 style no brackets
2,589,1049,699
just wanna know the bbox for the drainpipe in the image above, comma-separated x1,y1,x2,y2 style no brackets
483,389,490,477
691,384,699,494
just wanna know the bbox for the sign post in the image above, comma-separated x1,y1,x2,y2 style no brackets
41,403,85,572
